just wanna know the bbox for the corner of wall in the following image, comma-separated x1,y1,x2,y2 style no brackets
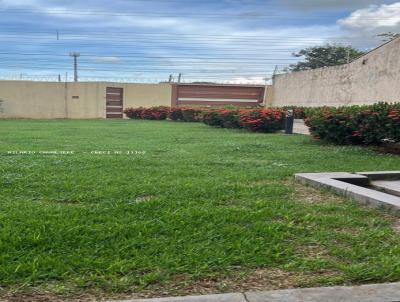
171,84,178,107
265,85,274,107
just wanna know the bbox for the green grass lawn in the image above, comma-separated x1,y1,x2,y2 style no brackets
1,119,400,300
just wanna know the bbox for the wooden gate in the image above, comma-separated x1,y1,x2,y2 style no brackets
106,87,123,118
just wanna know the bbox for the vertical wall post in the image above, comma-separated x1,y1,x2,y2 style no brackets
171,84,178,107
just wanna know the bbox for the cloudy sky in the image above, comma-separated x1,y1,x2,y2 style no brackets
0,0,399,83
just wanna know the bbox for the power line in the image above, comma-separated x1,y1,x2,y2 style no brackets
0,31,380,42
0,34,379,45
0,28,385,42
0,8,397,21
0,40,371,49
0,56,300,62
0,65,278,74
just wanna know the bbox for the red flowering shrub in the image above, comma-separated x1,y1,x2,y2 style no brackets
140,106,170,120
202,110,224,127
239,109,286,132
181,108,203,122
168,107,183,121
280,106,307,119
124,106,169,120
124,107,145,119
220,109,241,128
202,109,241,128
124,106,286,135
305,103,400,145
278,106,333,119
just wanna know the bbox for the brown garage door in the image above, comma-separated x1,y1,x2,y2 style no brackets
106,87,123,118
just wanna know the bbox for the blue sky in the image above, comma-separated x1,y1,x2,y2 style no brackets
0,0,399,83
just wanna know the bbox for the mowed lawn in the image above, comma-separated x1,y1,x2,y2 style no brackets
1,119,400,299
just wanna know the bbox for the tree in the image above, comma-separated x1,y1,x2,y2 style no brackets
287,44,366,72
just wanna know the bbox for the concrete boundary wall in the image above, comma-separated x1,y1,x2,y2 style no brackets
0,81,172,119
0,81,270,119
271,37,400,107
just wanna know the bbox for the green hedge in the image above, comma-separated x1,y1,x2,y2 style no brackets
305,103,400,145
124,106,286,133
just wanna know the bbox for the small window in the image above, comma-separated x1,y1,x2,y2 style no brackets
72,96,79,99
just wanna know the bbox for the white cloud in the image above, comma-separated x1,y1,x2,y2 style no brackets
338,2,400,29
281,0,390,10
0,0,41,7
228,76,267,85
94,56,121,64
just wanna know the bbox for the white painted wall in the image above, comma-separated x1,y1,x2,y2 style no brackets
271,37,400,107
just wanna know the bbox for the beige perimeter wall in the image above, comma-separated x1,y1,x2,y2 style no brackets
0,81,171,118
271,37,400,107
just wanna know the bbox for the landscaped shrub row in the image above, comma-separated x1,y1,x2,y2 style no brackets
240,109,286,132
279,106,308,119
124,106,170,120
278,106,331,119
202,109,242,128
124,106,286,133
305,103,400,145
124,107,203,122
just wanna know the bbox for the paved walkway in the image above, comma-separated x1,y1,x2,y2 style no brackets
293,119,309,135
109,282,400,302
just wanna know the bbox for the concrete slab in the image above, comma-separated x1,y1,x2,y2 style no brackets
108,293,246,302
245,282,400,302
109,283,400,302
293,119,309,135
371,180,400,197
295,172,400,211
358,171,400,181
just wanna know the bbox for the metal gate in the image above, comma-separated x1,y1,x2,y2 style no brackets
106,87,123,118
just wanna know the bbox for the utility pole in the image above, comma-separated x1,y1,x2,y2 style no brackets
178,73,182,83
69,52,80,82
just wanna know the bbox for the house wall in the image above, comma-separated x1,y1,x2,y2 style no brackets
271,37,400,107
0,81,172,118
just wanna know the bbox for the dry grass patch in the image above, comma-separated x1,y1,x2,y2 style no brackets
287,179,346,205
0,269,343,302
101,268,342,301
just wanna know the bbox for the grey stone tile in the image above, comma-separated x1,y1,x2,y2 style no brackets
371,180,400,197
295,172,400,211
108,293,246,302
245,282,400,302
